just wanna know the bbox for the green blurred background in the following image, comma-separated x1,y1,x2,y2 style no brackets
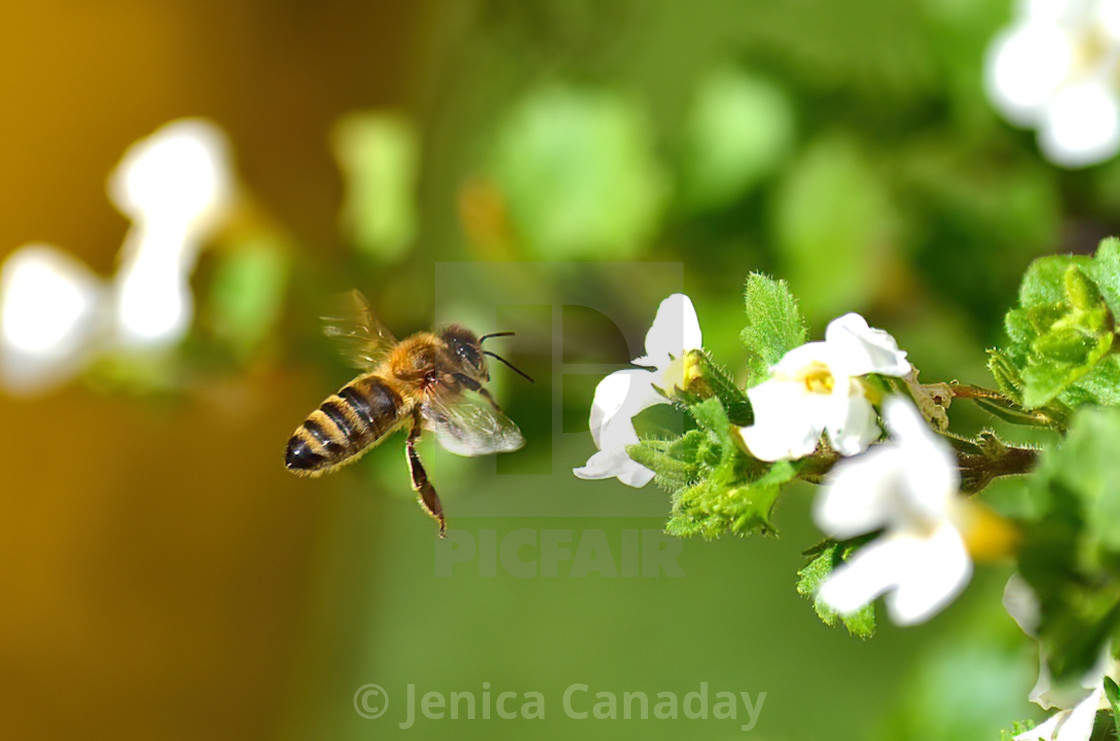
3,0,1115,738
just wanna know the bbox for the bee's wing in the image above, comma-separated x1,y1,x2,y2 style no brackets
420,392,525,457
321,289,398,371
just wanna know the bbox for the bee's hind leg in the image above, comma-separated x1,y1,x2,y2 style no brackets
406,419,446,538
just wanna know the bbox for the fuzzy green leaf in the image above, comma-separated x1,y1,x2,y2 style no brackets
681,350,753,426
740,273,807,387
1018,407,1120,681
1106,676,1120,740
666,459,798,539
796,539,876,638
627,431,706,491
995,244,1119,409
999,721,1037,741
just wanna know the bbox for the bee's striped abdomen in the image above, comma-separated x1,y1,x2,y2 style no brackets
285,375,405,475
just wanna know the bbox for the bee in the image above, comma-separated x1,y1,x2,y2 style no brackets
284,290,531,537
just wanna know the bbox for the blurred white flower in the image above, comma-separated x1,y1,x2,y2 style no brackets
813,397,973,626
738,313,910,462
0,245,104,393
1004,575,1119,741
1014,690,1102,741
985,0,1120,168
573,293,702,487
0,118,235,394
109,119,233,347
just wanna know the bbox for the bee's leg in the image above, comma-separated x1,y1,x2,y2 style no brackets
406,419,446,538
452,373,503,411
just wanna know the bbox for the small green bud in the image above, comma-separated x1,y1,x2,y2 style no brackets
987,349,1024,403
1064,265,1104,312
1032,327,1096,363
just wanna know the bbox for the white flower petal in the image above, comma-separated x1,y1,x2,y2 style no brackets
824,313,910,378
818,524,972,626
769,341,834,377
1018,0,1082,25
817,537,904,615
0,244,104,393
1013,709,1067,741
114,245,194,346
586,369,662,448
1097,0,1120,41
108,118,233,234
1003,572,1041,637
984,24,1074,127
1039,79,1120,169
634,293,702,368
573,446,655,487
813,445,906,537
823,385,880,456
884,524,972,625
741,379,825,461
1017,687,1104,741
1031,655,1058,710
882,397,960,519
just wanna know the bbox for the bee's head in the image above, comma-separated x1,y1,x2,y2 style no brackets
441,325,534,385
440,325,489,380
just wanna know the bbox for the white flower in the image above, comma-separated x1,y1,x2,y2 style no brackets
109,119,233,347
1014,689,1102,741
573,293,702,487
1005,574,1119,741
738,313,910,462
0,245,104,394
0,119,236,395
813,397,973,625
985,0,1120,168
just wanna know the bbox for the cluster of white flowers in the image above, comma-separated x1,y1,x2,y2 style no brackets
985,0,1120,168
1005,574,1120,741
0,119,234,394
575,293,997,625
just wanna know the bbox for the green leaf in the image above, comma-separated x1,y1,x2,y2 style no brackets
1106,676,1120,739
205,238,290,361
1016,254,1091,308
685,350,753,427
666,459,798,539
679,67,796,210
796,539,876,638
1018,407,1120,681
331,112,419,261
491,85,666,259
740,273,807,387
1087,237,1120,315
627,430,705,491
995,245,1120,409
772,135,897,321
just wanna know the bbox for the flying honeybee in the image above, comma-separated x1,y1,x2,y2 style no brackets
284,290,531,536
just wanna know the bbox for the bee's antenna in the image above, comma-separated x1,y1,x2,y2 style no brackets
483,351,534,383
479,331,515,343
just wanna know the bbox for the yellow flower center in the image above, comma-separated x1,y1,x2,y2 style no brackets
797,361,835,394
661,352,704,394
